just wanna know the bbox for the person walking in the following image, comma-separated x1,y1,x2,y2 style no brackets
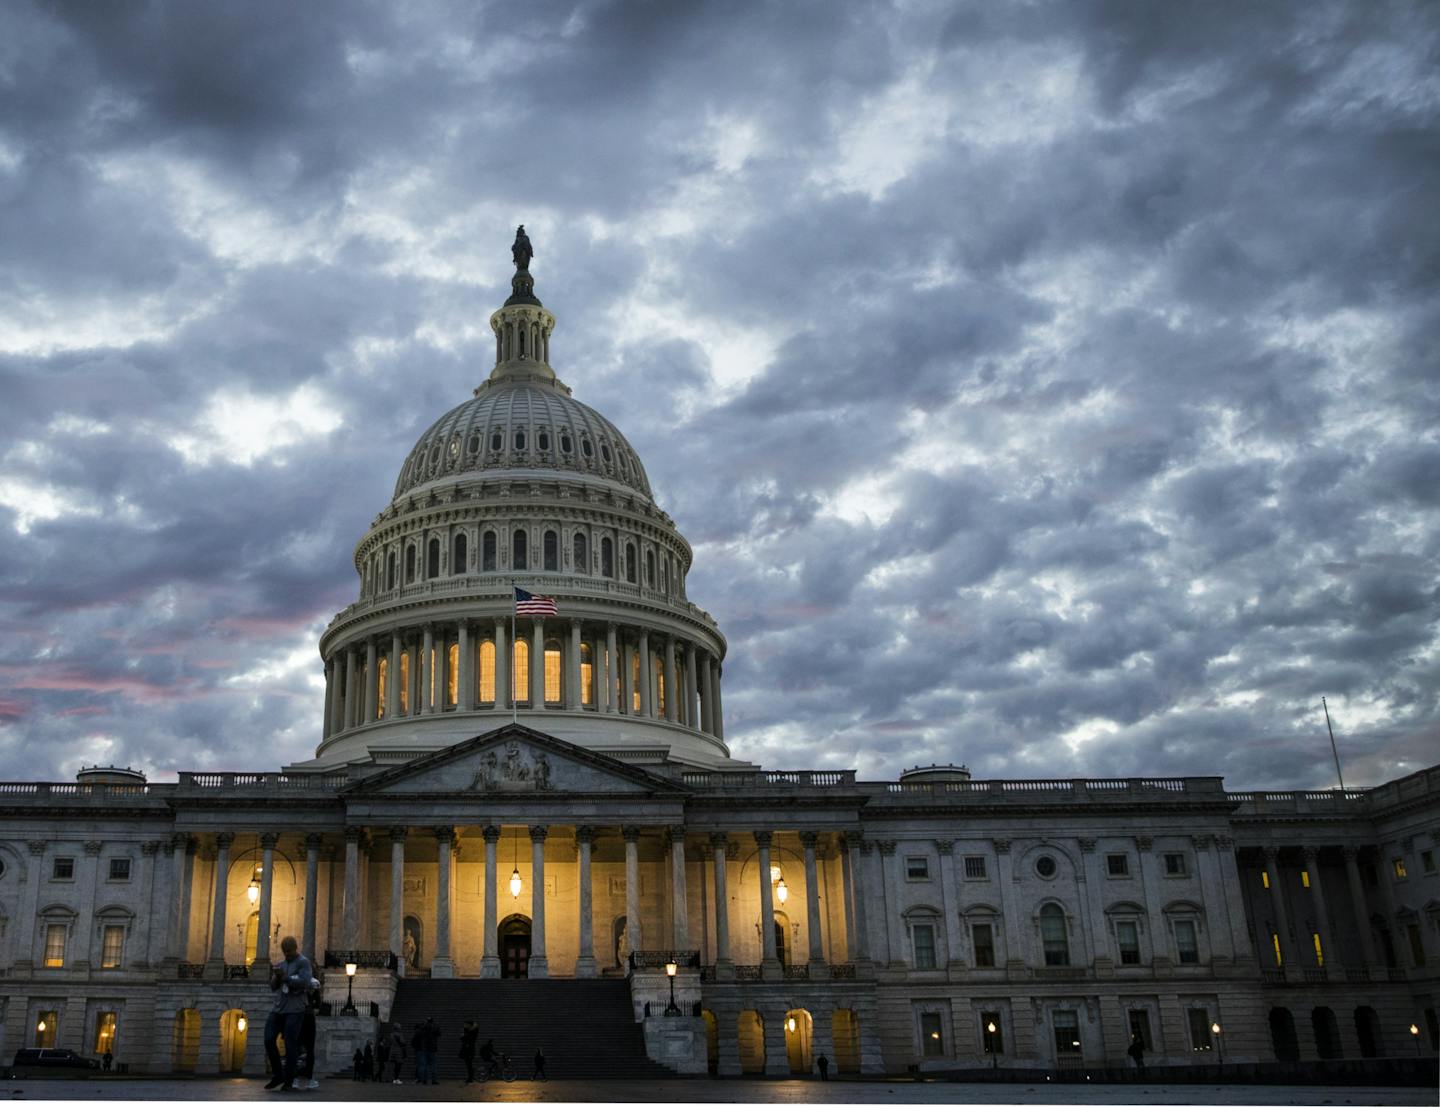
263,936,313,1092
351,1048,365,1081
361,1041,374,1081
389,1023,407,1083
532,1047,547,1081
297,976,321,1090
816,1053,829,1081
460,1020,479,1084
1128,1032,1146,1071
375,1036,390,1084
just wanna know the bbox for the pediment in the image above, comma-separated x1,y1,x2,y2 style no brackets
345,724,688,797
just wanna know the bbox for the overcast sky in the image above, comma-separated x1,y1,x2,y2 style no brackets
1,1,1436,789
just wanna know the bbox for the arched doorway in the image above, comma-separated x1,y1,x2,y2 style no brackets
832,1007,861,1073
499,914,532,978
172,1009,200,1073
1354,1006,1382,1058
700,1009,718,1075
785,1009,813,1074
219,1010,248,1073
773,912,790,966
1311,1006,1342,1059
1268,1007,1300,1062
738,1010,765,1074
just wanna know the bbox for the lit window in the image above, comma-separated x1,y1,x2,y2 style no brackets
35,1010,57,1048
399,650,410,713
1261,870,1270,889
1300,870,1310,888
964,856,987,880
920,1012,944,1057
446,644,458,707
1187,1009,1212,1051
655,657,665,716
1271,932,1283,967
905,857,930,880
631,651,641,712
1117,920,1140,965
513,639,530,704
377,657,388,718
1163,853,1187,876
912,924,936,969
1311,932,1324,967
478,640,496,704
101,925,124,969
108,858,131,881
1040,904,1069,966
1174,920,1199,964
1053,1010,1081,1056
94,1012,117,1055
544,639,562,704
52,858,74,881
1392,858,1408,880
1107,854,1129,877
580,643,594,707
972,923,995,967
44,924,66,968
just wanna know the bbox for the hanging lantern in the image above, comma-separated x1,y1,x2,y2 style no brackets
509,832,522,898
786,1015,797,1033
775,876,789,905
247,864,262,906
236,1016,247,1033
36,1019,46,1034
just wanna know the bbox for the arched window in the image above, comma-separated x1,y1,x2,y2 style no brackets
1040,904,1069,966
446,643,459,707
514,429,526,451
582,436,593,458
478,639,496,704
518,328,526,357
467,432,480,455
512,639,530,705
543,530,558,572
560,432,573,454
538,429,550,451
490,429,503,452
580,642,594,707
452,533,467,575
573,532,589,574
659,558,667,594
482,531,497,572
405,545,417,584
601,537,614,578
645,549,655,587
544,637,562,704
625,542,637,584
427,538,440,579
512,529,528,571
387,551,396,591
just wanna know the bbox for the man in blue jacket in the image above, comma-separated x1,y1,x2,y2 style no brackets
264,936,313,1091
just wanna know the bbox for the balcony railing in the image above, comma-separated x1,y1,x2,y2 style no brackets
178,772,351,792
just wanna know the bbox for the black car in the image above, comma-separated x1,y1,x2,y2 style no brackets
9,1048,101,1077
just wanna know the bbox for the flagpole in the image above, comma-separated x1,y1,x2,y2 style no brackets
1322,697,1345,791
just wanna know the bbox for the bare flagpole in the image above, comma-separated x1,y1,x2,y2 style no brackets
1322,697,1346,791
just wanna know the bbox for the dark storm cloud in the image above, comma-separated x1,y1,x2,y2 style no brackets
0,0,1435,789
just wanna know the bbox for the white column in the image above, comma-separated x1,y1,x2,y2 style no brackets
166,835,192,964
493,618,509,712
711,833,732,972
206,832,233,968
254,832,277,968
663,638,678,722
481,826,500,978
1301,846,1336,970
684,644,700,729
621,635,635,714
528,826,548,977
756,832,780,978
701,656,716,734
322,658,335,740
1343,847,1378,965
531,618,545,707
604,624,618,713
846,833,872,966
576,826,597,977
1261,847,1296,972
802,832,825,967
624,826,643,954
638,631,653,717
303,834,321,960
343,828,361,949
670,828,689,950
567,620,583,709
420,625,434,714
344,649,358,728
839,836,858,962
713,664,724,739
433,827,455,977
389,828,406,971
388,632,402,718
364,637,379,722
458,620,472,710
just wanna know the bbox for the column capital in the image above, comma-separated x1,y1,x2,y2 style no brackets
1341,845,1360,863
82,839,103,856
390,826,409,843
843,830,863,850
799,831,819,849
259,832,279,850
1260,846,1281,863
170,832,192,852
344,826,364,845
214,832,235,849
305,833,324,850
434,826,455,845
709,831,728,849
1077,838,1095,853
935,839,955,855
529,825,549,843
1217,834,1235,850
27,840,46,856
754,830,773,849
991,838,1010,854
877,839,896,856
1300,845,1320,863
482,825,502,843
1135,836,1153,852
622,825,643,843
665,826,687,848
141,840,162,857
1191,834,1214,850
575,825,597,844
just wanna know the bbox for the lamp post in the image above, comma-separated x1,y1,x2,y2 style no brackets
343,961,358,1015
664,958,680,1016
987,1020,998,1070
1211,1022,1223,1068
1411,1023,1422,1058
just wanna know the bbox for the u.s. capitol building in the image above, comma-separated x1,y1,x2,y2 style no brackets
0,233,1436,1078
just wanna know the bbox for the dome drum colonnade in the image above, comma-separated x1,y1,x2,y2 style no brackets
312,228,728,768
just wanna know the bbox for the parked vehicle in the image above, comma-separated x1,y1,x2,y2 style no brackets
9,1048,101,1078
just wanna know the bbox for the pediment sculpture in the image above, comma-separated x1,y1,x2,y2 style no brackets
469,741,553,792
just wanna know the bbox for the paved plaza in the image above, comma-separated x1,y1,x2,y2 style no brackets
3,1078,1435,1105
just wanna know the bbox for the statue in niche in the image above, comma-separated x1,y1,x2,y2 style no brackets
403,928,418,968
614,917,630,969
511,225,533,271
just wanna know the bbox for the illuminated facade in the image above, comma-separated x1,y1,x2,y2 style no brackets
0,236,1435,1077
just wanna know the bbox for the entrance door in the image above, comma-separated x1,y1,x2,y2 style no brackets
499,915,532,978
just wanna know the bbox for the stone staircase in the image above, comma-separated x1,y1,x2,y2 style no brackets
386,978,680,1080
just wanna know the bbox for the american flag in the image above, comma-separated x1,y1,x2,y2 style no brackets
514,587,557,617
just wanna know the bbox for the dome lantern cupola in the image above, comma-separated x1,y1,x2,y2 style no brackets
489,225,557,386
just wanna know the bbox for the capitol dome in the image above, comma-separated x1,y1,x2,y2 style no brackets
298,227,739,773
